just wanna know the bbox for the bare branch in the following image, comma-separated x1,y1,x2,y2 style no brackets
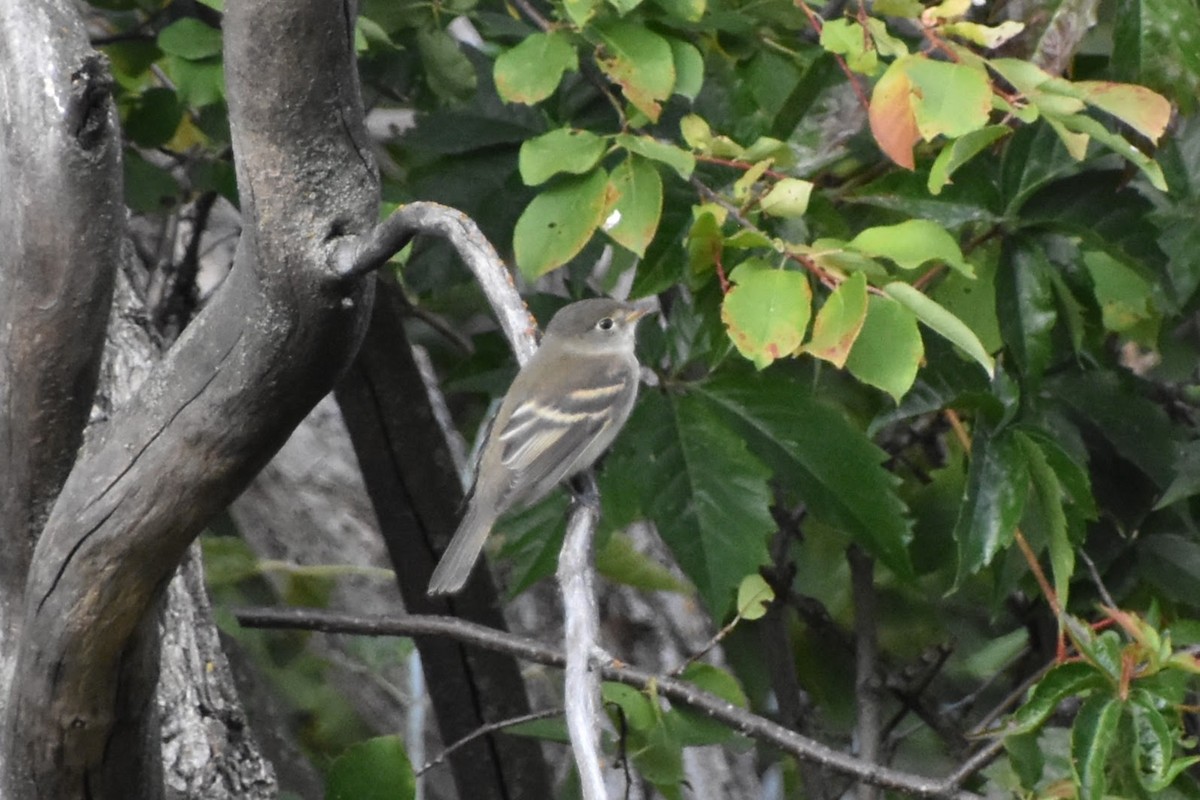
557,478,607,800
235,607,987,800
335,200,538,364
849,547,882,800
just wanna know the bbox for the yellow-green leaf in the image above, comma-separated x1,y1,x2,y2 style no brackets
883,281,995,376
804,271,868,368
494,32,579,105
721,260,812,369
514,169,614,279
518,128,607,186
849,219,974,277
595,21,675,122
759,178,814,218
604,155,663,257
846,294,923,401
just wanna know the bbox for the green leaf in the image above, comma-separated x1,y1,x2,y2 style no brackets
695,374,914,579
1154,441,1200,510
1129,689,1176,793
954,426,1028,582
928,125,1010,195
1004,731,1045,790
904,57,992,141
1113,0,1200,114
1071,695,1123,800
1015,431,1071,610
604,155,663,257
803,271,868,369
669,663,747,746
1082,249,1160,346
759,178,814,218
1138,534,1200,606
883,282,995,378
1052,111,1169,191
417,26,476,102
615,133,695,179
721,260,812,369
1049,371,1181,489
165,56,224,108
849,219,974,277
735,574,774,621
845,294,922,402
602,683,657,731
996,238,1057,390
667,38,704,99
518,128,607,186
653,0,706,21
594,21,675,122
1001,662,1106,735
124,149,181,213
514,169,614,279
325,735,415,800
124,87,183,148
595,532,688,592
563,0,602,25
494,32,579,105
616,392,775,618
820,19,879,76
157,18,222,60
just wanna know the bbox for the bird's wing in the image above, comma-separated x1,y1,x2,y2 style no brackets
494,369,635,504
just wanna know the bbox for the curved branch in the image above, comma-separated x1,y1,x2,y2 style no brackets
335,201,538,364
235,607,987,800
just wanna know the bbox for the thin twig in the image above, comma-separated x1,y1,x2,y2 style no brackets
849,547,882,800
418,708,564,776
234,606,986,800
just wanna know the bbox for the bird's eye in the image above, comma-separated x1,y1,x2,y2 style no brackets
597,317,615,331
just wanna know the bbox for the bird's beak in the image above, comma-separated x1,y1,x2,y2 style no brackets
623,304,656,323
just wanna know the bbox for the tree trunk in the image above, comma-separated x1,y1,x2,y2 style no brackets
1,0,380,796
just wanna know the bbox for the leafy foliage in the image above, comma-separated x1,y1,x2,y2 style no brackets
88,0,1200,795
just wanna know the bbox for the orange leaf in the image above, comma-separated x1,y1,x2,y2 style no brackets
869,57,919,170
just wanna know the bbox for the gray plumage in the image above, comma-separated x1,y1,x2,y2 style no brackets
428,298,648,595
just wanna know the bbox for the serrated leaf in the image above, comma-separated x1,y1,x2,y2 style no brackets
850,219,975,277
721,260,812,369
846,294,922,401
603,155,663,257
996,238,1057,389
157,18,222,60
595,21,675,122
1071,695,1123,800
326,735,415,800
869,56,920,169
884,282,995,377
695,374,915,579
518,128,607,186
514,169,614,279
1000,662,1106,735
494,32,579,105
803,271,868,368
759,178,814,218
615,133,695,179
1015,431,1072,610
615,392,774,618
954,426,1028,581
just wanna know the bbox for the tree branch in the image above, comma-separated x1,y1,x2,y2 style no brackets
557,478,606,800
235,607,987,800
849,546,882,800
335,200,538,364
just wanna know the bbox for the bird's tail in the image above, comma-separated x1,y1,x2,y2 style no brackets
427,500,495,595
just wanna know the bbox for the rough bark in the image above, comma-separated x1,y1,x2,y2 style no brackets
0,0,122,693
1,0,379,796
335,277,554,800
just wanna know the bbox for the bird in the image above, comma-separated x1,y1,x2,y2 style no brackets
427,298,650,595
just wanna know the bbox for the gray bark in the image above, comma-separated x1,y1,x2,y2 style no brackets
1,0,380,796
0,0,122,695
